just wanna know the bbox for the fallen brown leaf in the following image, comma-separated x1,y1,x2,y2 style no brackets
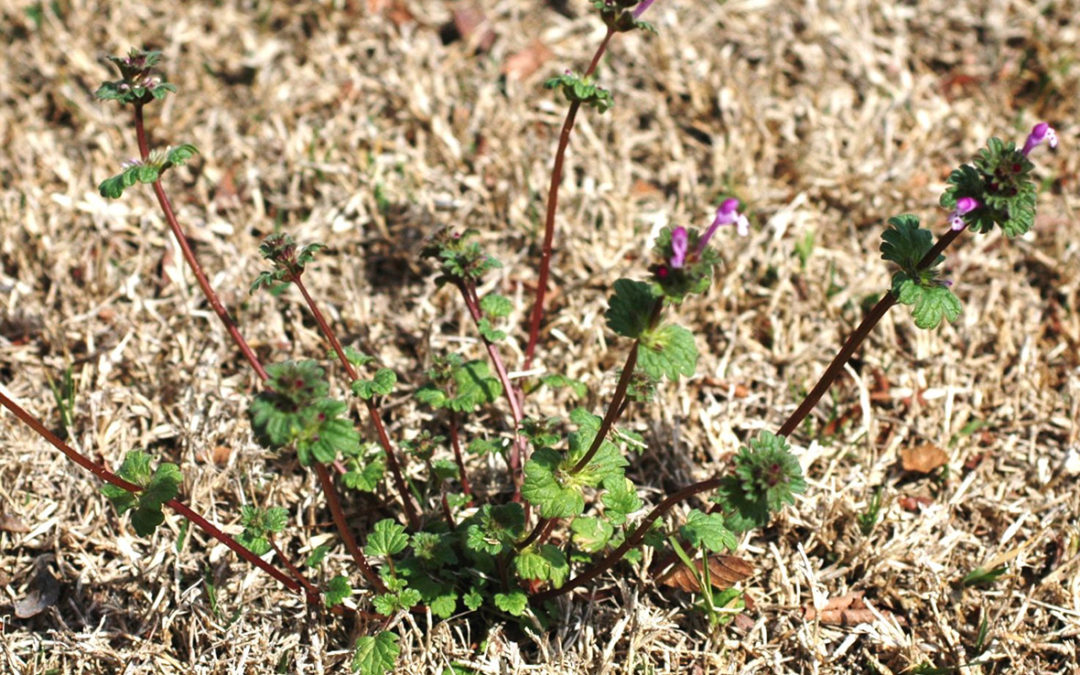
502,40,553,81
899,443,948,474
0,512,30,533
802,591,896,626
657,555,754,592
14,557,60,619
453,4,495,53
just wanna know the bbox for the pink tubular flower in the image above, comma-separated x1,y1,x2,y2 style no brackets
1021,122,1058,157
669,226,688,268
633,0,655,18
948,196,981,231
697,198,749,254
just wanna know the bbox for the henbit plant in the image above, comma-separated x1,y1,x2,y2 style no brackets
0,7,1062,674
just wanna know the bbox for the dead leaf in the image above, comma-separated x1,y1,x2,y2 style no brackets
14,557,60,619
657,555,754,592
900,443,948,474
453,5,495,53
802,591,895,626
897,495,934,511
502,40,553,80
0,512,30,533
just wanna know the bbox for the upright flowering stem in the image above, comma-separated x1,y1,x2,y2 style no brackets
289,274,421,531
523,27,616,371
132,104,268,381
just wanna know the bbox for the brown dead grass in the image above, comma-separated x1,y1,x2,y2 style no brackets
1,0,1078,673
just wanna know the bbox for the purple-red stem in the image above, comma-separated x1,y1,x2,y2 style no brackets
0,389,322,606
538,226,966,599
523,28,615,370
448,413,472,499
457,279,528,498
315,462,387,593
291,275,421,531
133,105,268,381
270,535,321,599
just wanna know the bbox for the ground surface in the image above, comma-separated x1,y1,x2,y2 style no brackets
1,0,1078,673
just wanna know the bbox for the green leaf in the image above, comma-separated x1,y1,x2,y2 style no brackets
101,451,181,537
514,545,568,585
101,482,137,515
352,632,400,675
570,517,614,553
431,458,459,482
295,399,360,466
342,346,375,367
637,324,697,381
305,545,329,568
880,214,937,271
463,588,483,611
264,506,288,534
415,386,448,409
130,507,165,537
464,503,525,555
365,519,409,558
680,509,737,553
601,476,642,525
522,448,585,519
606,279,658,338
477,318,506,342
494,591,529,616
466,438,503,456
115,450,154,485
449,360,502,412
428,590,458,619
352,369,396,399
140,462,181,510
538,374,587,398
962,565,1008,588
343,449,386,492
479,293,513,318
896,279,962,330
165,144,199,166
326,575,352,607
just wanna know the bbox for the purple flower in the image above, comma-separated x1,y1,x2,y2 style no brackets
633,0,656,18
948,196,981,231
669,226,688,268
697,198,749,254
1021,122,1058,157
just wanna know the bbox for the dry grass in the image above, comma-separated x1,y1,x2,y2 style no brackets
1,0,1078,672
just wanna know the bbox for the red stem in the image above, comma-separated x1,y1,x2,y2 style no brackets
457,280,528,498
0,390,319,605
524,28,615,370
268,536,321,600
315,462,387,593
448,413,472,499
133,105,268,381
291,275,420,530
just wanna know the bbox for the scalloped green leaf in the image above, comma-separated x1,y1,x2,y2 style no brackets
637,324,697,381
